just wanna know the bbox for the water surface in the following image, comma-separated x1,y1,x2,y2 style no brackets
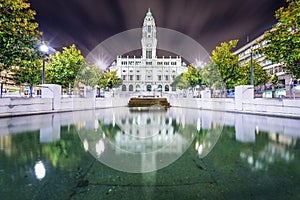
0,107,299,199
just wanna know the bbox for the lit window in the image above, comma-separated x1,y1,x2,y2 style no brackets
146,51,152,59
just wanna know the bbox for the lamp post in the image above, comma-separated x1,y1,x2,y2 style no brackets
39,44,49,85
250,46,254,86
247,36,254,86
250,48,254,85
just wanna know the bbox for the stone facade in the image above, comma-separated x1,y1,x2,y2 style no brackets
110,9,187,93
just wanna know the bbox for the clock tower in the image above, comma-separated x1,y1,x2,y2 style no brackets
141,9,157,59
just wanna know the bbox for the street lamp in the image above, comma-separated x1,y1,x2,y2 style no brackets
39,44,49,85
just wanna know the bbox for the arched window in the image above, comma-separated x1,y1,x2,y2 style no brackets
165,85,169,91
147,85,152,91
122,85,126,91
129,85,134,91
136,85,141,92
157,85,162,92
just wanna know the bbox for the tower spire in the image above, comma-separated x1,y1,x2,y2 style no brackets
141,8,157,59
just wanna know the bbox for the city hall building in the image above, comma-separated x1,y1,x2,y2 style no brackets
109,9,187,93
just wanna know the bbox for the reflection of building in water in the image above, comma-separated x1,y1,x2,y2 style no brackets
114,111,187,154
240,132,297,171
110,9,187,93
0,136,13,156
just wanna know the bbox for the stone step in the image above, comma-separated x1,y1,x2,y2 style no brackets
128,98,171,107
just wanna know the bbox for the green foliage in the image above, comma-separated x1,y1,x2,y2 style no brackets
237,61,270,86
0,0,42,71
211,40,240,89
11,59,41,96
98,70,122,89
171,65,205,89
183,65,205,88
98,120,121,141
76,64,100,87
171,73,189,89
46,44,85,88
201,61,226,90
260,0,300,78
270,74,280,87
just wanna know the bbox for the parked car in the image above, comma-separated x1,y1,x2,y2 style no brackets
226,89,235,98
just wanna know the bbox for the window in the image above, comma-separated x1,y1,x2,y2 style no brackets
158,75,162,81
165,75,169,81
146,51,152,59
164,62,169,65
147,75,152,80
165,85,169,91
136,75,140,81
130,75,133,81
157,85,162,91
122,85,126,91
148,25,151,33
136,85,141,91
147,85,152,91
157,62,163,65
122,75,126,80
129,85,133,91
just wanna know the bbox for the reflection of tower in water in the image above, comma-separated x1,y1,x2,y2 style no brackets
114,110,189,172
115,110,187,154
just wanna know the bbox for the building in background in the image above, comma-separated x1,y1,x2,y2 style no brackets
110,9,187,94
234,34,290,89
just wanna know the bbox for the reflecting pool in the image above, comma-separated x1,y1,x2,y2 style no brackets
0,107,299,199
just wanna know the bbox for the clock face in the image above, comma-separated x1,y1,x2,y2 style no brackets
147,43,152,47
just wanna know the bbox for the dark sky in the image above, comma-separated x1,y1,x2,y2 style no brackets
28,0,287,56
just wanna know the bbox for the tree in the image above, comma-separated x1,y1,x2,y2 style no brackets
183,65,205,88
0,0,42,72
98,70,122,89
171,73,189,90
11,59,41,97
237,61,270,86
270,74,280,89
46,44,85,89
260,0,300,78
76,64,100,87
171,65,205,90
211,40,240,89
201,61,226,90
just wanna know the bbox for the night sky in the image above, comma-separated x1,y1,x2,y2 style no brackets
28,0,287,56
